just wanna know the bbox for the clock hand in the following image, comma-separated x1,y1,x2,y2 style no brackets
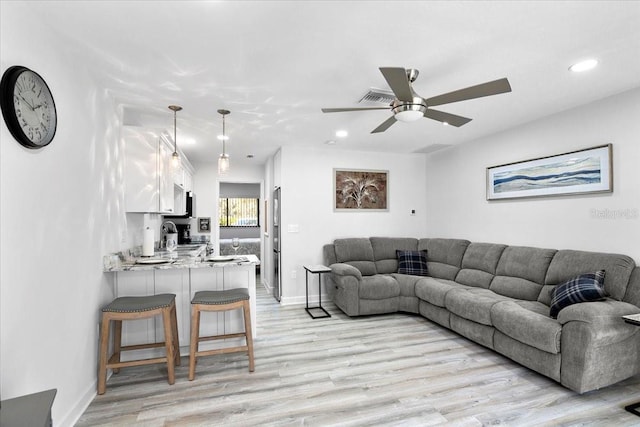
19,94,35,111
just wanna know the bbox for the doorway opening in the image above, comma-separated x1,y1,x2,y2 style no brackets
218,182,263,274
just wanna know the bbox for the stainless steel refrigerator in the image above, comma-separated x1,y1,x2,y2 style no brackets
273,187,281,302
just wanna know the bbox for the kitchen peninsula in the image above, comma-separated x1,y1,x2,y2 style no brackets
103,250,259,359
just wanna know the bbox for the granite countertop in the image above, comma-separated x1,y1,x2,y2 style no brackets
104,253,260,273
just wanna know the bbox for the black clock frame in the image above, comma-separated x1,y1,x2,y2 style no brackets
0,65,57,149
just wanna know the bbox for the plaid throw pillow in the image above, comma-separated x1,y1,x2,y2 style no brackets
396,250,429,276
549,270,607,318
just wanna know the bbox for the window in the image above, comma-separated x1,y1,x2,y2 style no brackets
219,197,260,227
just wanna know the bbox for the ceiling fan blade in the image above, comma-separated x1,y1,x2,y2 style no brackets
321,107,390,113
425,78,512,107
371,116,397,133
423,109,472,127
379,67,414,102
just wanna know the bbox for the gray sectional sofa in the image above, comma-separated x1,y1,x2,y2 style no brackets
323,237,640,393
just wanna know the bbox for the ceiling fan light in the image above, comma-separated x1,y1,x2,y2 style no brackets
395,109,424,122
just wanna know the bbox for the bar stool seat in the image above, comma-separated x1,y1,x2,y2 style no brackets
189,288,254,380
98,293,180,395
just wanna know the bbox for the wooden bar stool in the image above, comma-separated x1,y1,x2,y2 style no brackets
98,293,180,395
189,288,254,380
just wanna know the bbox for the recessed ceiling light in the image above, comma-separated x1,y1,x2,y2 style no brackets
325,140,336,145
335,130,348,138
442,122,449,126
569,59,598,73
217,135,229,141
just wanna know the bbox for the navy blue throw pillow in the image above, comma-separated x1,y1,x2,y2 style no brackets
396,250,429,276
549,270,607,318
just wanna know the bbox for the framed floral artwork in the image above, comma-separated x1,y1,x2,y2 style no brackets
334,169,388,211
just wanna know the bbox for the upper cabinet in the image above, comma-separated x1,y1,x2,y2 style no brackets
124,127,176,214
172,161,194,192
123,125,195,214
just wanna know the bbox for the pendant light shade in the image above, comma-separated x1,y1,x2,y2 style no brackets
218,153,230,175
168,105,182,168
217,109,230,175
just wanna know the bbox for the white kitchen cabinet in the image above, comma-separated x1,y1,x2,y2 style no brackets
183,169,193,192
158,139,175,214
123,127,175,214
154,269,190,347
170,153,194,215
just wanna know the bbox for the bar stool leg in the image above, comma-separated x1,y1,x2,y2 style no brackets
188,304,201,381
112,320,122,374
170,302,181,367
243,300,255,372
97,315,111,395
161,305,176,385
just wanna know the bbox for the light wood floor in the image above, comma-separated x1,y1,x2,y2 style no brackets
77,282,640,426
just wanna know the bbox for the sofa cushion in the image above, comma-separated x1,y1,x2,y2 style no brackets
445,288,512,326
392,273,421,297
455,242,507,288
418,238,470,280
492,300,562,354
415,277,470,307
371,237,418,274
396,250,429,276
549,270,607,318
491,246,556,300
358,275,399,300
545,250,635,301
334,238,377,276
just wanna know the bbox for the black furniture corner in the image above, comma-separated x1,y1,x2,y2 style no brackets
304,264,332,319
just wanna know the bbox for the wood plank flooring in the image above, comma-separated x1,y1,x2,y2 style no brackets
77,282,640,426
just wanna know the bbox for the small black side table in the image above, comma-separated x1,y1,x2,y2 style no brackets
622,314,640,416
304,265,332,319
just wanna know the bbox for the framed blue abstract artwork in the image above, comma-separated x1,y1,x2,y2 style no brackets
487,144,612,200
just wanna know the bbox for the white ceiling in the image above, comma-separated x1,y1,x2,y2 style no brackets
29,1,640,168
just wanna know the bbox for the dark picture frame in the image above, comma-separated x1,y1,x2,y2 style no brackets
198,217,211,233
334,169,388,211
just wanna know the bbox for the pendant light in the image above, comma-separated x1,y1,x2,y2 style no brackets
168,105,182,168
217,109,230,175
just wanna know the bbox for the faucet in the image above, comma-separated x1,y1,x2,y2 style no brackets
161,221,178,248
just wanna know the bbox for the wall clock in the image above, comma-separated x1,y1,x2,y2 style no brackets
0,66,57,149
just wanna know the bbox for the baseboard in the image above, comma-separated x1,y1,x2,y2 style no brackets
58,377,100,427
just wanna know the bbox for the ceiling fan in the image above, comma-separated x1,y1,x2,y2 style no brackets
321,67,512,133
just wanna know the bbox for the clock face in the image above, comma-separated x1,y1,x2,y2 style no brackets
1,66,57,149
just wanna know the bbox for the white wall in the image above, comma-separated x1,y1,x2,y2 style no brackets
1,3,125,424
425,87,640,264
278,146,428,304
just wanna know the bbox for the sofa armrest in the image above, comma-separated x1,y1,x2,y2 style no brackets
330,263,362,280
559,299,640,393
557,300,640,326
